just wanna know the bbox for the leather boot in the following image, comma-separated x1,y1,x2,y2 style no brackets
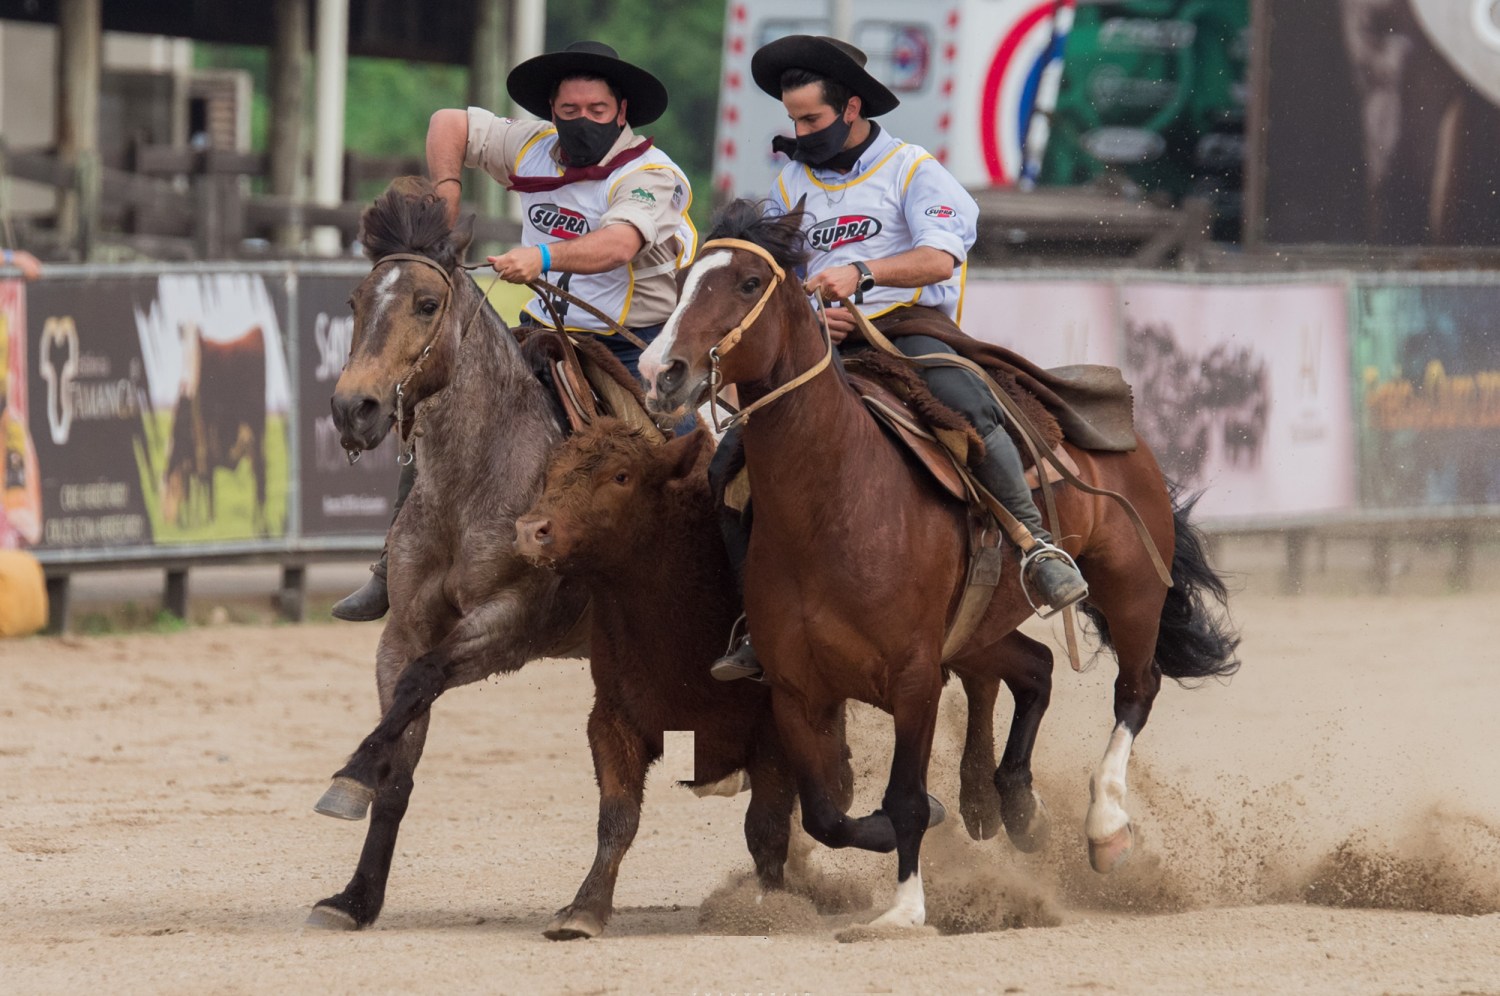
710,632,763,682
975,425,1089,612
332,460,414,622
331,556,389,622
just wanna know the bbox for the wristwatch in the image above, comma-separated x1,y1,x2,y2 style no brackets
851,260,876,303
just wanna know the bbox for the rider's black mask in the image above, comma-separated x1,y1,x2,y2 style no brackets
772,113,853,168
555,116,623,167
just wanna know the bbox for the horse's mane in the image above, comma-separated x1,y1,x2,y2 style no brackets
359,176,465,267
704,198,811,272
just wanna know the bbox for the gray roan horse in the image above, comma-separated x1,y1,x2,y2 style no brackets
307,177,589,930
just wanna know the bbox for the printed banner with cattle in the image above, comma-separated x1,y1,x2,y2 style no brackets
19,274,293,550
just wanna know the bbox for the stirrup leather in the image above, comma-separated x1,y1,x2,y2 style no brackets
1018,541,1087,619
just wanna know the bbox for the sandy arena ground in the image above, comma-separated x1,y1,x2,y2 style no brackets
3,543,1500,994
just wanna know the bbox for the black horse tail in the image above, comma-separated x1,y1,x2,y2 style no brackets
1079,484,1241,686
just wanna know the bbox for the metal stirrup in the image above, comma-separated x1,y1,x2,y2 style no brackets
1018,540,1086,618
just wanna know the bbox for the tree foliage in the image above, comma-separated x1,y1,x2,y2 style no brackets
196,0,726,230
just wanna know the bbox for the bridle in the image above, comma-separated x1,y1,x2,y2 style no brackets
695,238,833,432
353,251,492,466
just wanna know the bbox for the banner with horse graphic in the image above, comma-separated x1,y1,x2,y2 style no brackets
23,274,291,550
1118,282,1357,519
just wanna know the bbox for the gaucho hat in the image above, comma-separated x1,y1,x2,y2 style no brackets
507,40,669,126
751,35,901,118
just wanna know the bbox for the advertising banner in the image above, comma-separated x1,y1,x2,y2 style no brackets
1,280,41,549
961,279,1119,367
1352,285,1500,507
297,274,401,537
1119,283,1356,519
26,274,291,551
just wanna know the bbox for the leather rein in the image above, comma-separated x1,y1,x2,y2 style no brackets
696,238,834,432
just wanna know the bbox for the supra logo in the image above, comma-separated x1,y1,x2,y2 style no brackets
527,203,590,239
807,215,882,251
925,205,957,219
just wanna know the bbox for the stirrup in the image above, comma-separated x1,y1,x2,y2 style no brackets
1019,541,1088,619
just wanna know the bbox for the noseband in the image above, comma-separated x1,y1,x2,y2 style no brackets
696,238,834,431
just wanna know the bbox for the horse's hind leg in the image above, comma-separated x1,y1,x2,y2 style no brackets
1082,595,1163,874
956,669,1004,840
545,703,648,941
994,632,1053,852
307,710,430,930
954,631,1053,849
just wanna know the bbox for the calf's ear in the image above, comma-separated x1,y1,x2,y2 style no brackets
658,427,711,482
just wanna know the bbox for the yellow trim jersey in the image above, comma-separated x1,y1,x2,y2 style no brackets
770,127,978,320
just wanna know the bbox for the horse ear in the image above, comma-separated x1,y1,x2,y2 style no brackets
449,213,476,263
784,193,809,228
658,426,711,482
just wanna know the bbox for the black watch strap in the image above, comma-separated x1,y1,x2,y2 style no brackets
852,260,875,303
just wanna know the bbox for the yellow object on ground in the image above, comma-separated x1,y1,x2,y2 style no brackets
0,550,48,637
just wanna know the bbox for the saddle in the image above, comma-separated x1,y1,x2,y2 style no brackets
517,328,666,443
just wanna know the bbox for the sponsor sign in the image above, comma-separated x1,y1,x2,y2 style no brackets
1352,285,1500,507
298,274,403,537
22,274,292,551
527,203,590,239
960,279,1119,368
1,280,41,548
807,215,883,252
1118,283,1355,519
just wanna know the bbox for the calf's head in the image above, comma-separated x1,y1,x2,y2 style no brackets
515,419,712,571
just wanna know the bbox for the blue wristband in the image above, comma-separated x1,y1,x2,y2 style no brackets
537,243,551,272
2,250,11,266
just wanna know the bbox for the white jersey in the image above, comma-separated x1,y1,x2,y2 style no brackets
513,130,696,332
769,126,978,321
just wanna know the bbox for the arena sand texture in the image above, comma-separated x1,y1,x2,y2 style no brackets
3,552,1499,994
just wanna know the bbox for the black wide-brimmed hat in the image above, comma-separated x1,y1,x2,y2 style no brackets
507,40,669,126
751,35,900,118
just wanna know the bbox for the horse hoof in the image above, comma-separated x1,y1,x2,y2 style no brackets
926,793,947,829
1006,793,1052,854
314,777,374,821
543,907,604,941
1088,822,1133,874
305,904,360,931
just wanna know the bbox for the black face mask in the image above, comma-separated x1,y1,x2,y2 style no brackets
772,114,853,167
555,116,623,167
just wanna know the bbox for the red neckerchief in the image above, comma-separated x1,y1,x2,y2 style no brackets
508,138,655,193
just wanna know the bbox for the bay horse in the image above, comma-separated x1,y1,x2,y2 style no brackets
514,418,1031,936
638,200,1239,928
306,177,590,930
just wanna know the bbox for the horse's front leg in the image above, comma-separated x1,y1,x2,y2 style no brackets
545,703,649,940
307,709,430,930
774,694,897,854
316,593,531,813
869,664,943,929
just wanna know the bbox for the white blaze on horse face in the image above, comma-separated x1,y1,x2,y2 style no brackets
1086,723,1136,843
639,252,734,400
870,864,925,929
369,264,402,335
